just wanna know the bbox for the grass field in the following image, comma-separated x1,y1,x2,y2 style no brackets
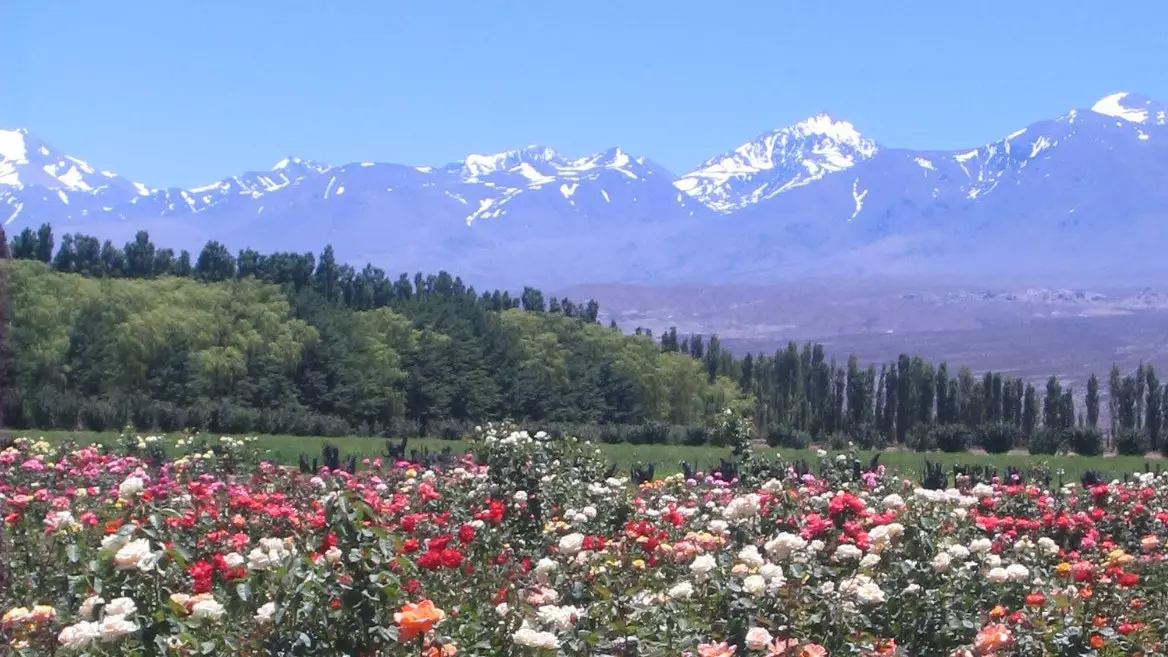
20,429,1161,483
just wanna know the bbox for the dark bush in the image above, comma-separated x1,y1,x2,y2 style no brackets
1115,428,1149,456
766,424,810,450
978,422,1017,454
932,424,971,453
908,425,937,452
684,425,712,446
1067,426,1104,456
1028,427,1062,455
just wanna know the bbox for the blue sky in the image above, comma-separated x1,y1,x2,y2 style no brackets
4,1,1165,188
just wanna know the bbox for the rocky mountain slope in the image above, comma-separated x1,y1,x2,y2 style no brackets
4,92,1167,288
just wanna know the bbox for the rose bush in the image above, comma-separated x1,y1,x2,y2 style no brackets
1,427,1166,656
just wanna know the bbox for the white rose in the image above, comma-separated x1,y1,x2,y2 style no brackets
745,627,773,651
104,597,136,617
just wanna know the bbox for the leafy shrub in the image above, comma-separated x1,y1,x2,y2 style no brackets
932,424,971,453
849,423,886,450
1028,427,1063,455
629,422,671,445
1115,428,1149,456
978,422,1017,454
826,432,850,451
908,425,937,452
766,424,810,450
683,425,712,446
1067,426,1105,456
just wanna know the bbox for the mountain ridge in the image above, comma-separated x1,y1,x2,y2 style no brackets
3,91,1167,289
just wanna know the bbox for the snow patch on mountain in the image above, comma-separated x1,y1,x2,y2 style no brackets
675,114,879,213
1092,92,1149,124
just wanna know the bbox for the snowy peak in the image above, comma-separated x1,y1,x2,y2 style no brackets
1090,92,1164,124
272,156,331,174
675,113,879,212
0,127,138,193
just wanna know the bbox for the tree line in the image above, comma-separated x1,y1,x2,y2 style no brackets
1,223,1163,455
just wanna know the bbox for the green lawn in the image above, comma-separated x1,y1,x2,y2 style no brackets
21,429,1159,483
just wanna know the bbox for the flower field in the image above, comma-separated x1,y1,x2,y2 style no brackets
2,422,1167,656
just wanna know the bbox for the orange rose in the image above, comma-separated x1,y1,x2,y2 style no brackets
395,600,445,641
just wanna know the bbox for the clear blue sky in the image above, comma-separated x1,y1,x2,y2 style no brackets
4,1,1165,188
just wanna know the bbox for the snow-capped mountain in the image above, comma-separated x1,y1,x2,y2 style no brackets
4,92,1168,288
674,113,879,212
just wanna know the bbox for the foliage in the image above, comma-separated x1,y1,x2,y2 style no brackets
1066,426,1105,457
8,225,1168,454
1114,427,1149,456
978,421,1017,454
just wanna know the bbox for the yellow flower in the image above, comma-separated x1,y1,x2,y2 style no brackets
632,559,646,570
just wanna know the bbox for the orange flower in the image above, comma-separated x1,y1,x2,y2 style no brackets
973,624,1012,654
988,605,1007,620
395,600,446,641
698,642,737,657
799,644,827,657
1024,592,1045,607
427,642,458,657
1090,634,1105,649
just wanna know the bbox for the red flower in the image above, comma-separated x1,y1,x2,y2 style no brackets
458,523,475,545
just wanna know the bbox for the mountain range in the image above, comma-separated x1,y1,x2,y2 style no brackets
3,91,1167,289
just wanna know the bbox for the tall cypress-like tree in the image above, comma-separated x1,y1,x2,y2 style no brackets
0,223,9,430
1086,373,1100,428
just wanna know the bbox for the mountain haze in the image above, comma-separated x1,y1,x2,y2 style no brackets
3,92,1167,289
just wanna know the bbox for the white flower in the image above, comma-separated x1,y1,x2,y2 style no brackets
969,538,993,554
707,519,729,534
536,604,580,629
746,627,774,651
223,552,245,569
764,532,807,561
117,476,144,500
737,545,765,569
986,567,1009,583
932,552,952,573
78,596,104,621
723,494,761,521
947,544,971,559
1005,564,1030,582
255,602,276,624
104,597,136,617
324,546,343,564
247,547,273,570
189,598,226,625
690,554,717,577
513,626,559,650
58,621,101,648
1037,537,1059,556
840,574,885,605
742,574,766,596
667,581,694,599
558,533,585,556
101,533,129,552
99,614,139,642
495,602,511,616
859,553,881,569
881,493,905,510
113,539,155,571
834,544,863,561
